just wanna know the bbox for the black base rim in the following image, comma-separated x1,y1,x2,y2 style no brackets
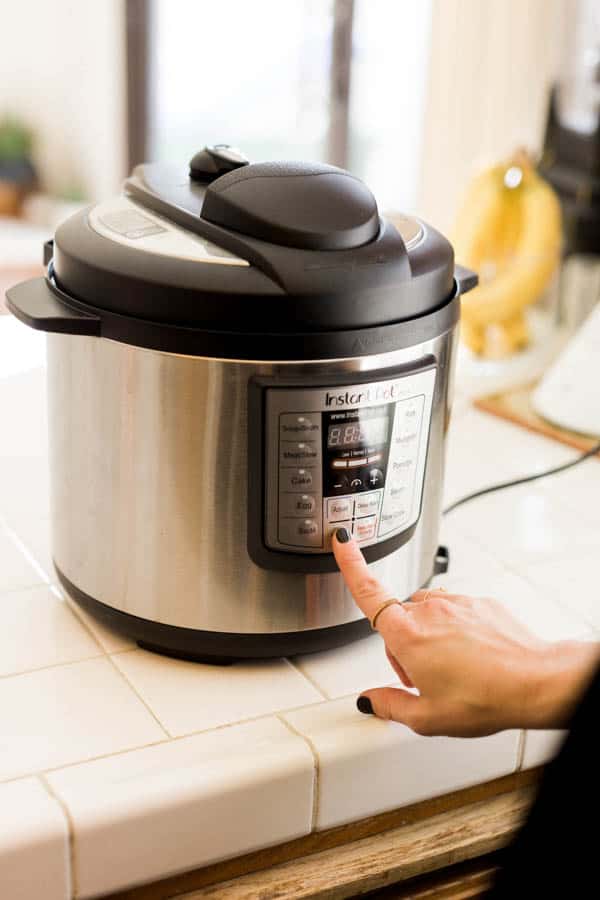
55,564,372,662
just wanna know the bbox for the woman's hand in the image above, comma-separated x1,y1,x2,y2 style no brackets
332,528,600,737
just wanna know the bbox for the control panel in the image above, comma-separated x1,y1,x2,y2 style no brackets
262,367,436,555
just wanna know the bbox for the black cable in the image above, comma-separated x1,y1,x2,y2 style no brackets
443,439,600,516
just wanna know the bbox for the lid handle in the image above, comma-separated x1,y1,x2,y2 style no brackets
201,161,380,251
6,277,101,336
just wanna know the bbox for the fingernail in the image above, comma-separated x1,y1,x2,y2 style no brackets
336,527,350,543
356,695,374,715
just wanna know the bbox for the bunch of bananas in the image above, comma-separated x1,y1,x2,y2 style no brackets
453,152,562,358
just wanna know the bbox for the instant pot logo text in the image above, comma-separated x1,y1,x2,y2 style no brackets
325,383,399,407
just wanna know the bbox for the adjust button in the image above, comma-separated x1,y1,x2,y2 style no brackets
281,468,315,491
280,441,319,466
279,517,322,548
327,497,353,522
280,493,317,517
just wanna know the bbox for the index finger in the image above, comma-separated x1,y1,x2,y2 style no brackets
332,527,410,635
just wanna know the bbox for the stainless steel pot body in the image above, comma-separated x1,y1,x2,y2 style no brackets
47,327,457,635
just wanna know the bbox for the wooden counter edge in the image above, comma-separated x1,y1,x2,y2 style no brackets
108,767,541,900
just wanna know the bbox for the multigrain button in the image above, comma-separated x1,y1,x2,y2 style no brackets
327,497,353,521
280,441,319,466
280,493,317,516
281,468,315,491
353,516,377,542
279,517,322,547
354,491,380,517
280,413,321,437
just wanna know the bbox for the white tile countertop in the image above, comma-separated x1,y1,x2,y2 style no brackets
0,317,598,899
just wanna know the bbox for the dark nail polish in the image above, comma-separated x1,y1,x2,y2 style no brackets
357,695,374,715
336,527,350,543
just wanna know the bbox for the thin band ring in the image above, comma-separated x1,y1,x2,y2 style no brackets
370,599,402,631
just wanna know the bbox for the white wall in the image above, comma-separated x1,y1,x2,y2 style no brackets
0,0,126,202
418,0,566,233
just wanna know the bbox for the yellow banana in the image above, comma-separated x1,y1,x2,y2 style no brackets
453,153,562,357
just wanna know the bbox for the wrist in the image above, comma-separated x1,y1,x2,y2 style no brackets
527,640,600,729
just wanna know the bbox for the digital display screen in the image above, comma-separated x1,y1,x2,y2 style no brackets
327,416,389,449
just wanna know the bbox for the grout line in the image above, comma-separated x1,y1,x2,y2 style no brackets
0,652,106,681
277,714,321,833
284,657,329,700
106,654,172,739
39,773,78,899
515,730,526,772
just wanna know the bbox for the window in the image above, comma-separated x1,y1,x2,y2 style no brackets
132,0,433,212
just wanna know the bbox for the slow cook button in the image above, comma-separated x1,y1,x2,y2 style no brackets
327,497,353,521
280,493,317,516
279,413,321,437
379,508,409,535
354,491,380,517
279,517,322,548
353,516,377,542
281,468,315,491
280,441,319,466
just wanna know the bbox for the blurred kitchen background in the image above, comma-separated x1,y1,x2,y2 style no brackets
1,0,599,400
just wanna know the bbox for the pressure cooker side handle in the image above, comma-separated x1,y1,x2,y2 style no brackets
454,264,478,295
6,277,101,336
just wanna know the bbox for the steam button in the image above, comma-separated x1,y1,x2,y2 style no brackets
279,517,322,548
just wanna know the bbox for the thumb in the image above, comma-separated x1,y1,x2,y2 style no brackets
357,687,424,732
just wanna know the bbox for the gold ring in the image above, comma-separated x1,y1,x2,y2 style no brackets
370,599,402,630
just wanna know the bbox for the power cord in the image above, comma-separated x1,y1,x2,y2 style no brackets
443,439,600,516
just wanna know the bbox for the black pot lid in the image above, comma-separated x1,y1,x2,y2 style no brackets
52,151,456,336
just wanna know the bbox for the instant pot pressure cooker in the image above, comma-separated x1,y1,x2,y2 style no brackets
7,145,476,661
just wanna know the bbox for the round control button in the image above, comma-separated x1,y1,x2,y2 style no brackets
365,468,384,489
282,468,314,491
281,493,316,516
350,477,363,490
331,474,350,494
